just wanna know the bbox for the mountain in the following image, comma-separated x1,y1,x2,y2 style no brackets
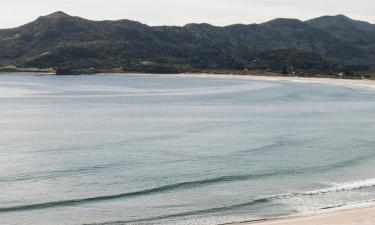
0,12,374,76
307,15,375,63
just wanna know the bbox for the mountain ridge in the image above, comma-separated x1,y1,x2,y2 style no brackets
9,12,375,29
1,12,374,76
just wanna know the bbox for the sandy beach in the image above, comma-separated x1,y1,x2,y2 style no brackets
179,73,375,88
246,75,375,87
228,206,375,225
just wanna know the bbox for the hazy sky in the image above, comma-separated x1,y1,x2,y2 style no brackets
1,0,375,28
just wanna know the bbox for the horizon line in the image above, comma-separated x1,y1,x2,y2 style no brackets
1,11,374,30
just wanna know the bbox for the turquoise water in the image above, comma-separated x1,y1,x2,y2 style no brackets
1,74,375,225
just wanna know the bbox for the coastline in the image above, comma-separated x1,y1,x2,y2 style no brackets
243,74,375,88
1,72,375,225
158,73,375,225
227,206,375,225
114,72,375,88
177,73,375,88
210,75,375,224
2,71,375,88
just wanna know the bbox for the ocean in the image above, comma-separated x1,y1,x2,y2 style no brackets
1,74,375,225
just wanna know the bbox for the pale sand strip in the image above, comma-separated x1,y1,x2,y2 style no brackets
228,207,375,225
177,73,375,88
244,75,375,88
124,73,375,88
188,74,375,88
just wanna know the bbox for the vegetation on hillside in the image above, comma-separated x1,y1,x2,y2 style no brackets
0,12,375,77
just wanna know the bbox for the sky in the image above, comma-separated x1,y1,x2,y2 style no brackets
1,0,375,28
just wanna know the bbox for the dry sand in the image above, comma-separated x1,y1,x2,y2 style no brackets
228,206,375,225
125,73,375,89
188,73,375,88
245,75,375,87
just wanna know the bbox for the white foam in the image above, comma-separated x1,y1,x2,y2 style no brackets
306,178,375,195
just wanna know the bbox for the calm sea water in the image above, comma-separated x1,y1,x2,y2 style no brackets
1,74,375,225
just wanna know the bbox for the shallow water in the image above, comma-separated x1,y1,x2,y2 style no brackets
1,74,375,225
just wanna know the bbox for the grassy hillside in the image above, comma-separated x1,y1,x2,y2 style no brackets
0,12,374,77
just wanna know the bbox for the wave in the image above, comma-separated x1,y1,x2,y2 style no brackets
1,177,375,225
262,178,375,204
319,199,375,211
305,178,375,195
87,178,375,225
1,169,374,214
85,198,271,225
0,153,368,185
2,161,375,214
266,178,375,202
3,135,375,185
0,165,326,213
0,173,277,213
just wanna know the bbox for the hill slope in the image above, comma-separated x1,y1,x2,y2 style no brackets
0,12,374,76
